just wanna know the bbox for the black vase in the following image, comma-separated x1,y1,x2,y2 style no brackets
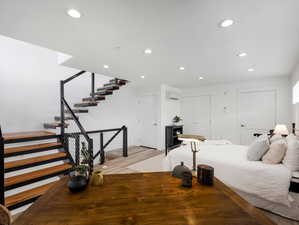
68,175,88,193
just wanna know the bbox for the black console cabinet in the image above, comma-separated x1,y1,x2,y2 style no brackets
165,125,183,155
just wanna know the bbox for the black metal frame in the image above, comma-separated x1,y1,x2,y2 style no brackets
65,126,128,165
0,127,4,205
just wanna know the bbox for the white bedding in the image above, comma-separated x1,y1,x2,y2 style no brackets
167,142,293,207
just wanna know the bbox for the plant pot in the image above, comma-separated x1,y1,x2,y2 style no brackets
67,175,88,193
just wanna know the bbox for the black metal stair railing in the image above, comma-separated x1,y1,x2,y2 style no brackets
0,126,5,205
60,71,94,173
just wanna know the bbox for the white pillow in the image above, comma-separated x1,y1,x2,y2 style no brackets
262,139,287,164
247,135,270,161
283,134,299,171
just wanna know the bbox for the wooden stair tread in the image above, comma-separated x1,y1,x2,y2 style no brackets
4,142,62,156
5,181,58,208
5,164,72,188
5,152,67,170
44,123,69,129
3,131,56,141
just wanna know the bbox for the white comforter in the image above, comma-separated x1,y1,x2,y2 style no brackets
167,142,293,206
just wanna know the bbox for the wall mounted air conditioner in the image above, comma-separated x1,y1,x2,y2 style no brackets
166,91,180,100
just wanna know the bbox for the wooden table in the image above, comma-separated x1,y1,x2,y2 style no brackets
14,172,276,225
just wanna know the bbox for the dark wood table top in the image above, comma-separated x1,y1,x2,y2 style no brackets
13,172,276,225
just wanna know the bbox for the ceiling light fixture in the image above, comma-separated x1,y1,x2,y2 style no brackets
140,75,145,79
179,66,185,71
248,68,255,72
238,52,247,57
144,49,152,55
103,65,109,69
219,19,234,28
199,76,204,80
67,9,81,18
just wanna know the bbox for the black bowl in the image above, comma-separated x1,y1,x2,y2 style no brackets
67,175,88,193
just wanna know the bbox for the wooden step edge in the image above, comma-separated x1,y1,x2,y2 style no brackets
4,142,62,157
3,131,58,144
5,181,58,209
5,152,67,172
44,123,69,129
5,164,72,190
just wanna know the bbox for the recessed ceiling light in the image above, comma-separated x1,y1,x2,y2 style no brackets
144,49,152,55
103,65,109,69
140,75,145,79
219,19,234,28
179,66,185,71
248,68,255,72
67,9,81,18
199,76,204,80
238,52,247,57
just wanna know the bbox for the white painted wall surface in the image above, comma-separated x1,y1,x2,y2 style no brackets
291,62,299,124
181,77,292,144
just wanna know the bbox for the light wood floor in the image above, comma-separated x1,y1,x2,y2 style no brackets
96,146,299,225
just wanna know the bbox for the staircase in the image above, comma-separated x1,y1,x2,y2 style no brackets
1,130,72,210
43,78,128,129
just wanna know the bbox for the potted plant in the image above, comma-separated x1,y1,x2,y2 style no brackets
68,142,91,192
172,115,183,125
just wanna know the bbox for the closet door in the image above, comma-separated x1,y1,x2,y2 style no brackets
239,90,276,145
182,96,211,139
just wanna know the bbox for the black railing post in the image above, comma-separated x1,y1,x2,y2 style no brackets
89,138,94,174
0,127,5,205
100,132,105,164
60,80,65,138
75,135,80,166
123,126,128,157
91,73,95,101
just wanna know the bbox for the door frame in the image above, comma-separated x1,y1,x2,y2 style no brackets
181,94,212,138
237,88,277,144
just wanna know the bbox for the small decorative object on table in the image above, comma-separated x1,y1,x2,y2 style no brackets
172,115,182,125
172,162,191,179
91,170,104,186
178,135,205,176
181,171,193,188
68,142,91,192
197,164,214,186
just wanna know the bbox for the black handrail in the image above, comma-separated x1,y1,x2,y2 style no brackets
60,70,94,173
0,126,4,205
67,126,128,165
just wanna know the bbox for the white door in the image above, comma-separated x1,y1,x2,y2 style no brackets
239,90,276,145
137,95,159,149
181,95,211,139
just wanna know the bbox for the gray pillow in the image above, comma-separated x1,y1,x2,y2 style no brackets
247,135,270,161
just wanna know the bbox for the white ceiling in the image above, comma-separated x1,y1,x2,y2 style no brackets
1,0,299,87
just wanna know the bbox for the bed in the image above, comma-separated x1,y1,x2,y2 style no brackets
166,140,299,220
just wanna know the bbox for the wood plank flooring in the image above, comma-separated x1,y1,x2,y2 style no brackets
97,146,299,225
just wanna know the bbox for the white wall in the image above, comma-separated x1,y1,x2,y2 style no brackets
181,77,292,144
0,35,140,154
291,62,299,124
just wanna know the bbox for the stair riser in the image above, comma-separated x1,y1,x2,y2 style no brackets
44,124,68,129
7,196,39,211
5,169,70,191
4,135,60,145
74,103,98,108
65,110,88,114
54,117,76,121
97,86,119,91
93,92,113,96
4,145,62,158
82,97,105,102
5,156,68,173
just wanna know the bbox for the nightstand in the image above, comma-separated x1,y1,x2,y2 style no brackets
290,172,299,193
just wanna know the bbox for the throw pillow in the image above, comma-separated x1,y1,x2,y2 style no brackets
247,134,270,161
262,139,287,164
283,134,299,171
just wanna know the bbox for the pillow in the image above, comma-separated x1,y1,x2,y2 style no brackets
270,134,283,144
262,139,287,164
283,134,299,171
247,135,270,161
